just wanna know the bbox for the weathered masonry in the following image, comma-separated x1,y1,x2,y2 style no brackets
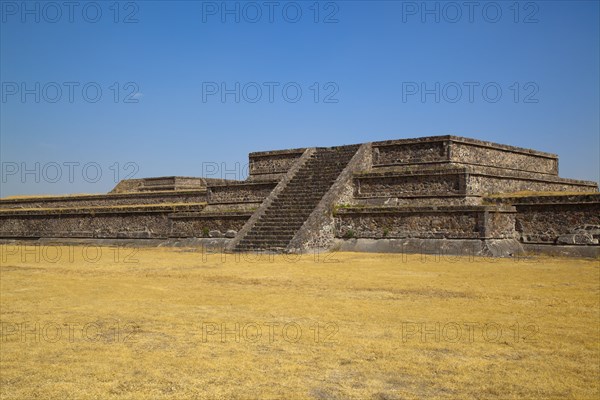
1,136,598,257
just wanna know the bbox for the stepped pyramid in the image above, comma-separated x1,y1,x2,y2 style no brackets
1,135,598,257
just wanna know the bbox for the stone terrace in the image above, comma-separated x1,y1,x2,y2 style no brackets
1,135,598,257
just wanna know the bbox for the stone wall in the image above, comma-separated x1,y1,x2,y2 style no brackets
355,170,464,198
170,212,252,238
110,176,230,193
334,206,516,240
0,204,257,241
513,203,600,245
248,148,306,181
373,141,448,166
0,191,208,209
0,204,205,239
466,173,596,195
450,141,558,175
371,136,559,175
354,196,481,207
485,194,600,245
353,167,597,206
207,182,277,204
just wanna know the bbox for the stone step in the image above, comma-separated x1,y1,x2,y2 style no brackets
273,195,325,199
269,201,321,206
284,180,337,186
253,221,304,228
258,217,309,223
291,173,340,178
242,238,295,243
254,222,306,228
255,219,306,224
263,208,316,214
297,171,343,175
273,193,327,200
235,246,285,251
268,202,321,207
259,211,309,216
249,231,299,237
256,216,310,222
294,166,343,172
251,229,300,235
235,247,287,252
245,235,296,241
269,202,321,207
264,202,317,212
291,170,341,176
284,183,335,188
284,186,332,190
255,215,308,221
237,239,290,244
273,193,326,198
274,191,327,196
294,168,343,173
270,195,324,201
233,145,359,252
259,211,310,217
240,241,290,247
238,241,290,247
287,173,339,178
281,184,335,190
272,192,326,196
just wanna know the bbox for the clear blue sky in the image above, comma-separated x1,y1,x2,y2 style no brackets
1,0,599,196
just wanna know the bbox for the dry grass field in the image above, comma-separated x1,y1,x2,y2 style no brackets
0,245,598,399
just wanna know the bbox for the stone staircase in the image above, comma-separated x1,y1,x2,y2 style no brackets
233,145,359,252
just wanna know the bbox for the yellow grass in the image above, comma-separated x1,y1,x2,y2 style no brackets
0,246,598,399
